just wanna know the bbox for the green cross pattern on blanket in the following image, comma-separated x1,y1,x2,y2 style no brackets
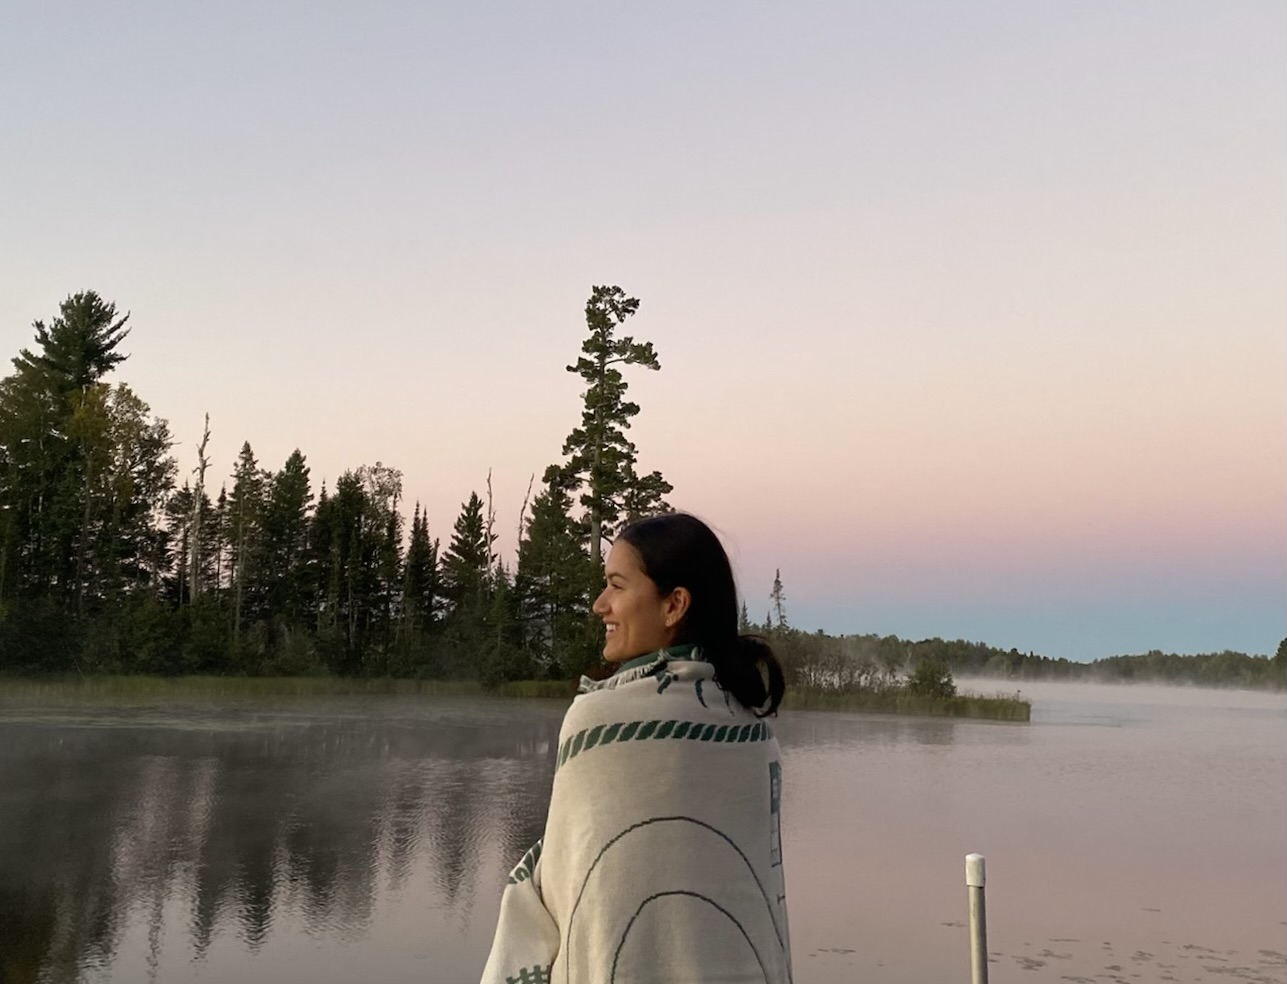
481,649,793,984
505,966,551,984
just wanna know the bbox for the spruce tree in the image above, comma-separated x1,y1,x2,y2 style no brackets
516,480,597,675
442,491,495,613
305,481,338,635
439,491,497,677
402,503,439,633
227,442,266,648
261,450,313,623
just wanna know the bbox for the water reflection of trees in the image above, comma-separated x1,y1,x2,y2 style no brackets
0,703,560,983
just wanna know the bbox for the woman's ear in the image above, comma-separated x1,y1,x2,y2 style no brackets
664,587,692,628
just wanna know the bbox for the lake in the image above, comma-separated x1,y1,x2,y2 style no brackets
0,681,1282,984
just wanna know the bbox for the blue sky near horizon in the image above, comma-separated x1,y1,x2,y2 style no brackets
2,1,1283,660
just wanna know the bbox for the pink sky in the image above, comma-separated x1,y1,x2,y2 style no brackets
2,1,1282,658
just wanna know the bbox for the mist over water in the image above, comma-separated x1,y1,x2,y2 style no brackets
0,683,1282,984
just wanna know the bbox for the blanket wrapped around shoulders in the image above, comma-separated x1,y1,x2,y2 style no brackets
481,646,792,984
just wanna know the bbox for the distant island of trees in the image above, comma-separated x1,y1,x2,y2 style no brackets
1,289,1282,694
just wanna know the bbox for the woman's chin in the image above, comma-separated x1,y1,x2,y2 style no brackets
602,637,633,662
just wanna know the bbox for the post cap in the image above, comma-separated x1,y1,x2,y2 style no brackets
965,853,986,887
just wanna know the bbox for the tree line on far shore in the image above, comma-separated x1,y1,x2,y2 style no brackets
770,621,1286,692
1,289,1281,692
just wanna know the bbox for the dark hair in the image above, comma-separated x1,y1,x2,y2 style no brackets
617,513,785,717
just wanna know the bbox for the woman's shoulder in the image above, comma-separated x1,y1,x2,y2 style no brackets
559,661,759,741
559,681,638,737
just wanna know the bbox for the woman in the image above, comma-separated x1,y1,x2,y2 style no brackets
481,513,793,984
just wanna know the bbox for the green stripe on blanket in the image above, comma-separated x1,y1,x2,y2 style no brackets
507,839,543,885
556,719,771,772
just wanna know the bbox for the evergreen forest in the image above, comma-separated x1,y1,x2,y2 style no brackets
0,289,1281,691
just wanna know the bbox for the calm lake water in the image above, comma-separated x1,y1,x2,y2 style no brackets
0,681,1283,984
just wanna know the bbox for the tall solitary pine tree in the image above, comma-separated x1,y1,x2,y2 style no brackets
554,285,672,568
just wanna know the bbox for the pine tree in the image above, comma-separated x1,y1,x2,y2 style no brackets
619,459,673,527
555,285,672,568
13,291,130,394
0,292,137,614
0,296,175,635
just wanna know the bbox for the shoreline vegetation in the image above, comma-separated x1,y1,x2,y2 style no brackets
2,289,1282,717
0,673,1032,723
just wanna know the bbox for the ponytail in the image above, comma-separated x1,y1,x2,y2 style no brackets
705,634,786,717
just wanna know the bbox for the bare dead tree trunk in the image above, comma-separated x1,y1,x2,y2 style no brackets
485,468,496,559
189,415,210,601
517,473,534,548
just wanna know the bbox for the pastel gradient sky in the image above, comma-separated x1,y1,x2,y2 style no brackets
2,1,1283,659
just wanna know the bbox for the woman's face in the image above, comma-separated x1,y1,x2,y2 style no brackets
592,541,679,662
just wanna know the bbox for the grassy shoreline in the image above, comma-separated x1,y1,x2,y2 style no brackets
782,686,1030,721
0,674,1030,721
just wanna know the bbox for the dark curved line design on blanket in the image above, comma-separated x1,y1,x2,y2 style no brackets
555,719,772,773
609,890,770,984
563,815,790,984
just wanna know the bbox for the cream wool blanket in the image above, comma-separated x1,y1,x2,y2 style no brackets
480,648,792,984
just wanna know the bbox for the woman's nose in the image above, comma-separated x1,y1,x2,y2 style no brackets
591,590,608,614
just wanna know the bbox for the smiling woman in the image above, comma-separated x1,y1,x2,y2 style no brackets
593,539,683,665
480,513,792,984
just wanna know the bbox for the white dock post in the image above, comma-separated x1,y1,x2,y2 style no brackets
966,853,988,984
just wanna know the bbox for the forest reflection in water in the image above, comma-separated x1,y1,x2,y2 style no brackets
0,698,561,983
0,684,1283,984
